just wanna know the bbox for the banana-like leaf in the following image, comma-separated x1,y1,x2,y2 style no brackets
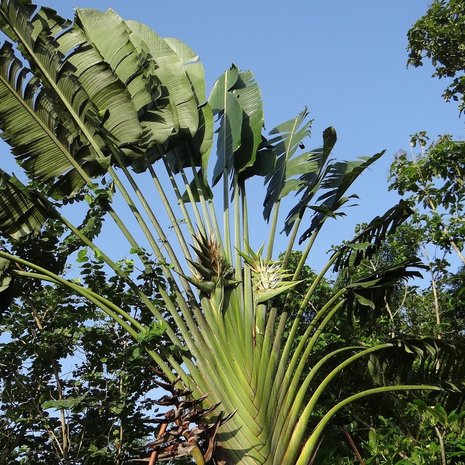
231,70,264,172
346,260,425,290
56,9,154,156
262,109,316,221
209,65,265,186
0,2,139,195
209,65,239,113
0,39,110,197
0,2,212,198
10,1,143,148
298,150,385,243
163,37,214,171
282,126,337,233
0,170,53,238
125,22,199,138
333,200,414,272
125,24,213,176
210,65,243,186
345,259,425,321
76,9,154,115
368,338,465,405
238,136,277,182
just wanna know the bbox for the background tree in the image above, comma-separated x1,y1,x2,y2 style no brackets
314,221,465,464
407,0,465,114
309,4,465,462
0,213,171,464
396,0,465,340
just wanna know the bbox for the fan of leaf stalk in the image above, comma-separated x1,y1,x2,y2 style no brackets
0,2,463,464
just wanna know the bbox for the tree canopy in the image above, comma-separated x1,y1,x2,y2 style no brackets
408,0,465,113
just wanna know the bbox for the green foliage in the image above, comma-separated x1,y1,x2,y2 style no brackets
389,133,465,255
309,3,465,463
0,2,463,465
407,0,465,112
317,215,465,464
364,401,465,465
403,0,465,270
0,218,171,464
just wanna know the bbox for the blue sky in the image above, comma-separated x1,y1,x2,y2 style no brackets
2,1,463,267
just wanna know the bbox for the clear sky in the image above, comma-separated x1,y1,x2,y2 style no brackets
2,1,463,267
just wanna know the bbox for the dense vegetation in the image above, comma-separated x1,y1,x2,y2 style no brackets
0,0,464,464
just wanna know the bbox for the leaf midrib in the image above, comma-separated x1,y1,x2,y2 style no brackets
1,8,107,175
0,70,89,182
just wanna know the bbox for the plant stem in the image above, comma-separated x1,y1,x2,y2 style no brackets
434,426,447,465
296,385,441,465
343,426,366,465
163,158,196,237
266,200,281,260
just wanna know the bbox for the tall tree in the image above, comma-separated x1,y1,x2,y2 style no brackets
408,0,465,113
318,7,465,461
400,0,465,337
0,215,171,464
0,2,463,464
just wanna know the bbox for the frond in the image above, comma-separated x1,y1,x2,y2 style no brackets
262,108,313,221
368,338,465,406
0,170,54,238
298,150,385,242
333,200,415,272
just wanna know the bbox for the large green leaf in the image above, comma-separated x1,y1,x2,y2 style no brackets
238,136,277,182
369,338,465,401
57,10,145,148
333,200,414,272
125,22,214,175
125,22,199,139
282,126,337,234
344,259,425,321
210,66,243,185
262,109,313,221
0,3,212,197
76,9,154,114
0,40,111,196
0,2,144,195
231,70,264,172
0,170,52,238
298,150,385,242
163,37,214,169
209,65,265,186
